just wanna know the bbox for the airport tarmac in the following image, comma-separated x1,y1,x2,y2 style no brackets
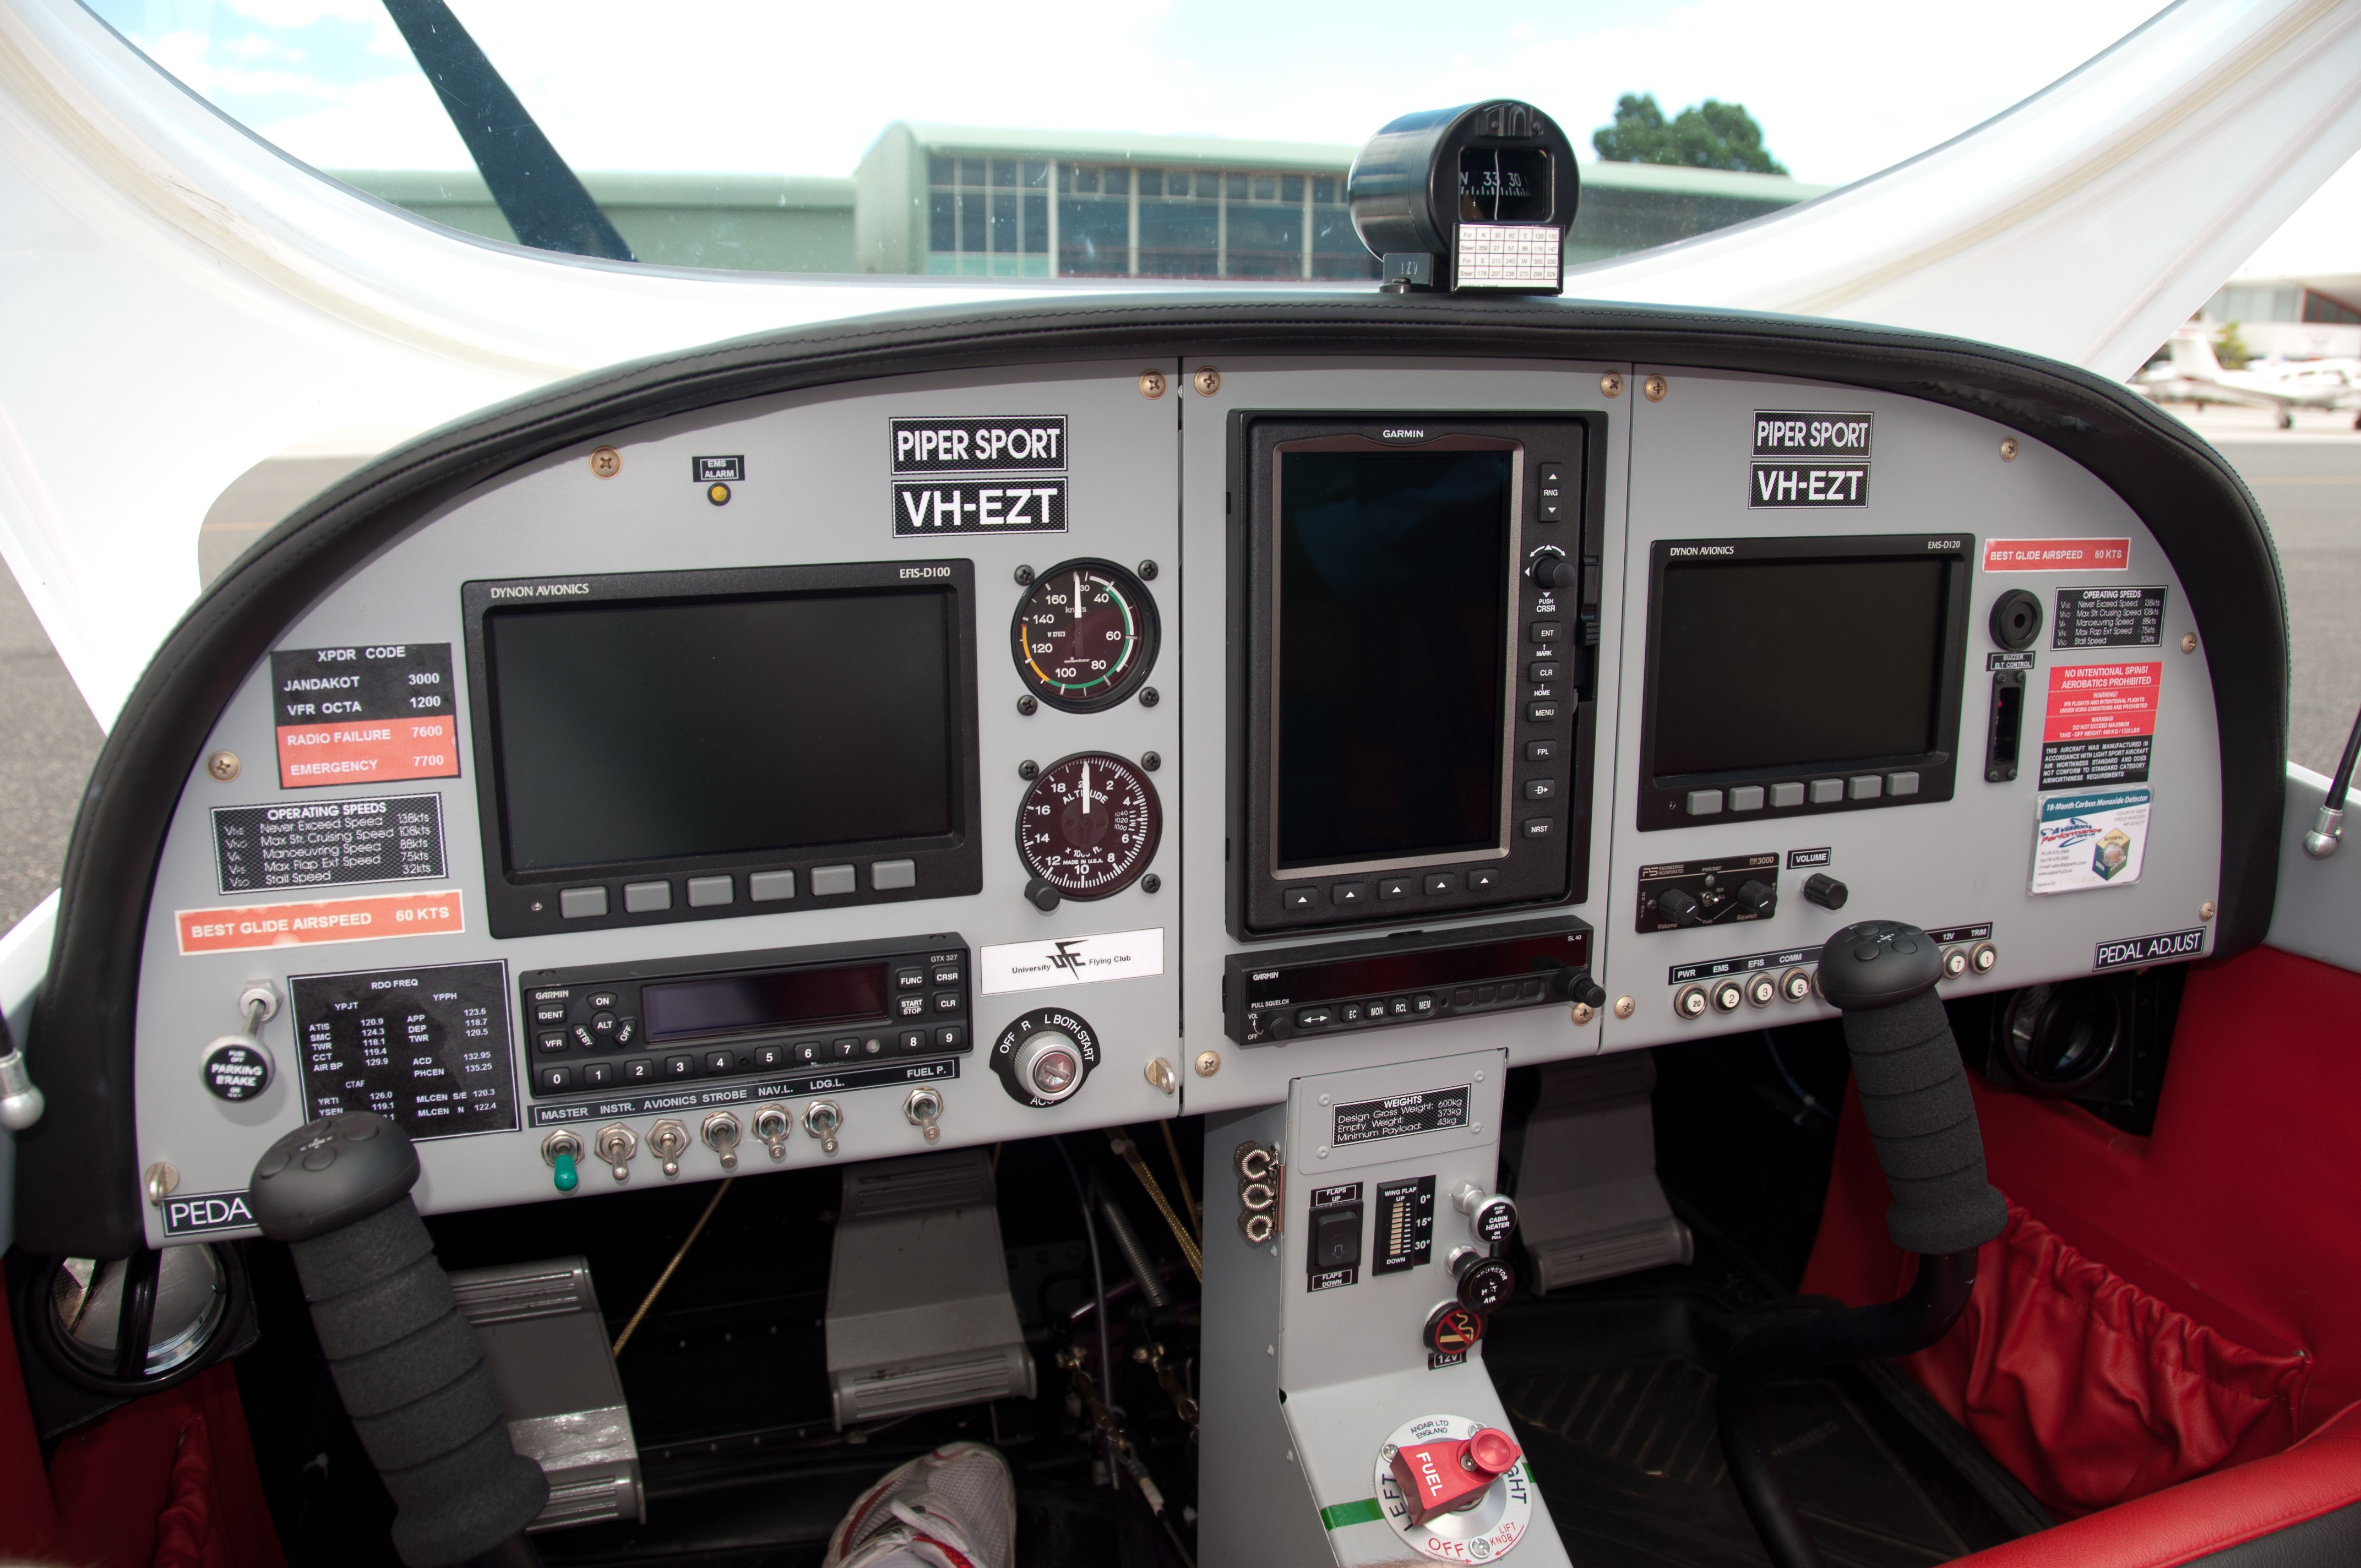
0,404,2351,935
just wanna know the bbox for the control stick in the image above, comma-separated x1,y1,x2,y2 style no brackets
1714,920,2005,1568
249,1114,547,1567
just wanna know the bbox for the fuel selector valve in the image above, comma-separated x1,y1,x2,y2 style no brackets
1376,1413,1535,1560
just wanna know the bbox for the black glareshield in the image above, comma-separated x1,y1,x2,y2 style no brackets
1230,415,1600,938
1346,100,1578,291
461,561,983,938
1636,535,1972,831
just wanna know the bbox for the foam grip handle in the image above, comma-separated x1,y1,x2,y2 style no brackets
1840,991,2008,1256
289,1199,547,1567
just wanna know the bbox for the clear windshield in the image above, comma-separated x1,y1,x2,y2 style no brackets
84,0,2169,278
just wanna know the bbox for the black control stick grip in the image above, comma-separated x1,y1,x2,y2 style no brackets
1815,922,2006,1257
251,1115,547,1567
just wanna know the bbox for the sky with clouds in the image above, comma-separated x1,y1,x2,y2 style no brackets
81,0,2361,276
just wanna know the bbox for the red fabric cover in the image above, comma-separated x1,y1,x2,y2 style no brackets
1948,1398,2361,1568
0,1275,65,1559
1903,1201,2307,1515
1803,944,2361,1512
46,1362,287,1568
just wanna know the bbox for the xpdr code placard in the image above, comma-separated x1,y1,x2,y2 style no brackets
271,644,459,788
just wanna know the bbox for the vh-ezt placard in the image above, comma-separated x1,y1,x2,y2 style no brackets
1748,409,1872,508
891,415,1069,536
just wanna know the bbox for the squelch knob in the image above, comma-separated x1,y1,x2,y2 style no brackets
1736,880,1777,917
1655,887,1703,927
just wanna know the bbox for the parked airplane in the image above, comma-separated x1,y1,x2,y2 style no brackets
2134,328,2361,428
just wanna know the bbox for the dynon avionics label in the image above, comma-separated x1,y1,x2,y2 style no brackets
1332,1086,1470,1146
891,415,1068,536
1749,409,1872,509
271,644,459,788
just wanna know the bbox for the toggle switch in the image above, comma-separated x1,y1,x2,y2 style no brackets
904,1087,943,1143
700,1111,741,1171
754,1104,791,1161
595,1123,637,1183
648,1118,689,1179
541,1130,583,1193
803,1100,842,1157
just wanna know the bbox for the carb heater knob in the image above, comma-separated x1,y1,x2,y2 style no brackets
1452,1182,1518,1244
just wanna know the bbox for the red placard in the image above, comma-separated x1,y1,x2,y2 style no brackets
2044,662,2162,743
176,889,463,954
276,716,458,787
1983,538,2130,572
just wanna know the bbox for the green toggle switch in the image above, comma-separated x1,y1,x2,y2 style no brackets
552,1151,579,1192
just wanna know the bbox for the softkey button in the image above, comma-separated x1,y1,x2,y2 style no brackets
1331,881,1368,907
1424,872,1460,895
1295,1006,1334,1028
1687,789,1723,816
1468,867,1502,892
1379,876,1412,899
1526,699,1560,722
1283,885,1319,911
559,886,608,920
1728,786,1765,812
1809,778,1845,804
811,865,857,897
1771,782,1806,808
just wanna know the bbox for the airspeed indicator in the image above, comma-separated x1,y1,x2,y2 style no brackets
1010,559,1158,711
1016,752,1162,900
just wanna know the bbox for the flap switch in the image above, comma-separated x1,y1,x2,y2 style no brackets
1804,873,1849,911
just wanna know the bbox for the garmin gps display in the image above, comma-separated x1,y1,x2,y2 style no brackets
484,589,956,872
1274,447,1513,869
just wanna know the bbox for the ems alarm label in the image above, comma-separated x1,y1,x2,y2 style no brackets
2053,586,2167,649
1332,1086,1469,1146
2038,662,2161,788
2032,788,2151,895
1983,538,2130,571
211,794,445,894
271,644,459,788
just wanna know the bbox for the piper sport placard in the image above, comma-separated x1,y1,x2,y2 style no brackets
1749,409,1873,509
891,415,1069,536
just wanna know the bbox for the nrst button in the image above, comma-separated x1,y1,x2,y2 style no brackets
1521,818,1554,839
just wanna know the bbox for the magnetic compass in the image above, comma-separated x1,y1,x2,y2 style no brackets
1016,752,1162,902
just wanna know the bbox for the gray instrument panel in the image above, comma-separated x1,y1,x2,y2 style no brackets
129,356,2222,1243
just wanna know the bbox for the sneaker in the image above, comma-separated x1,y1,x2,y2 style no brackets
824,1440,1016,1568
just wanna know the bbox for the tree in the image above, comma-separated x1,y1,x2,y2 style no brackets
2215,322,2252,370
1592,92,1788,176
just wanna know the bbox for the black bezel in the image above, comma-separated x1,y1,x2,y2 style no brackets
461,560,983,939
1229,413,1601,939
1636,533,1972,831
1008,557,1161,713
1222,914,1594,1046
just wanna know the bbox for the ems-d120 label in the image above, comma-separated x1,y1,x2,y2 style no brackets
891,415,1068,535
1749,410,1872,509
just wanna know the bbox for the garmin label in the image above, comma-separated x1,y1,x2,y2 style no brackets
1332,1087,1469,1146
893,479,1066,535
211,794,445,894
271,644,459,788
2054,586,2168,648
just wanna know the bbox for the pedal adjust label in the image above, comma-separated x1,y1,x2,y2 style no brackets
271,644,459,787
2095,927,2206,971
161,1191,260,1238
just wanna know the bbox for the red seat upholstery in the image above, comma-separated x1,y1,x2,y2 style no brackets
1948,1399,2361,1566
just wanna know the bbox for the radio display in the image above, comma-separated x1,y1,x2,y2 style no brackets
1272,445,1513,870
484,589,956,872
1652,555,1951,776
1244,930,1588,1007
643,963,890,1041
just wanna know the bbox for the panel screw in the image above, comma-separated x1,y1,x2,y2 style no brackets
1613,995,1636,1019
1019,759,1038,780
1141,751,1161,771
1600,372,1625,399
1140,687,1160,707
144,1162,179,1205
1145,1058,1178,1095
1194,1050,1221,1077
1142,873,1162,894
1642,375,1668,402
1015,564,1035,585
206,751,241,782
1016,696,1037,716
1139,371,1168,399
1193,367,1222,397
2000,438,2020,461
589,446,622,478
1571,1001,1596,1025
2180,632,2198,654
1138,560,1158,580
2200,900,2216,921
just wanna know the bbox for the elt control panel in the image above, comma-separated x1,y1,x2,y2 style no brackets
124,355,2226,1240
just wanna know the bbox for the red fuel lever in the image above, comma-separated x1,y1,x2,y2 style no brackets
1388,1427,1524,1526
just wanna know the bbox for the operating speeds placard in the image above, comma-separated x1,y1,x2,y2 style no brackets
211,794,446,894
291,961,515,1138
